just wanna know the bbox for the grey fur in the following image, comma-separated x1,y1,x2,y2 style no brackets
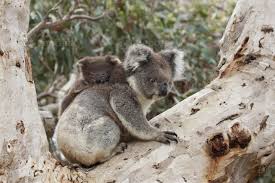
159,49,185,80
124,44,153,73
53,44,184,167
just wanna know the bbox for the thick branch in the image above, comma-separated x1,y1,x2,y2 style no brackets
83,0,275,182
38,1,275,182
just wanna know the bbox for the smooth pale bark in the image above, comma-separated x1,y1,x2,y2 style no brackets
86,0,275,182
0,0,50,182
0,0,275,182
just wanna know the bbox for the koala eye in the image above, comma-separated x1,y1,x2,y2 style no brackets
150,78,156,83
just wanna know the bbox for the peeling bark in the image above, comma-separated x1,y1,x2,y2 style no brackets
0,0,274,182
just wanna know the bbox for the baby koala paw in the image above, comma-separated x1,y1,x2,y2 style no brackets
156,131,178,144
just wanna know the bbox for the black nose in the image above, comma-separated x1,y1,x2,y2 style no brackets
159,83,168,96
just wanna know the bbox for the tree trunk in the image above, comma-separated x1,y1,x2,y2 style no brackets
0,0,274,182
84,0,275,182
0,0,51,182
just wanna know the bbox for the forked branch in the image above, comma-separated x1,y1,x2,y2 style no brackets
27,0,107,41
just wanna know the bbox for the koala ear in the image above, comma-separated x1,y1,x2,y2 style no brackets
159,49,185,80
105,55,122,65
123,44,153,74
76,57,90,72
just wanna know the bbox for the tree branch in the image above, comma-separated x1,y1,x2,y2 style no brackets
27,1,107,41
37,92,57,101
68,13,106,21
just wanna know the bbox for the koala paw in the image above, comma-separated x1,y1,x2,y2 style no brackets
114,142,128,154
156,131,178,144
66,163,95,172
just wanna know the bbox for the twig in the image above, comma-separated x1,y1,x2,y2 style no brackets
39,59,54,74
46,0,64,17
37,75,67,102
27,0,107,41
37,92,57,100
69,13,106,21
27,0,64,39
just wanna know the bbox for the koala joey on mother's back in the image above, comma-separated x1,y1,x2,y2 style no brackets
53,44,184,168
58,55,126,116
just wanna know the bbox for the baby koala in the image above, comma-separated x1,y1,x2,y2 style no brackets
59,55,126,115
54,44,184,168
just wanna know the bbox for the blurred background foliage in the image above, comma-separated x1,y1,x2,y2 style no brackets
29,0,236,117
29,0,234,94
28,1,275,182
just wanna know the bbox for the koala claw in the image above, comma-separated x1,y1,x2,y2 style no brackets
164,133,178,143
76,165,96,172
156,131,178,144
164,131,178,137
66,163,95,172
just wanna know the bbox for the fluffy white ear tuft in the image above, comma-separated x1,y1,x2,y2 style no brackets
124,44,153,73
173,49,185,80
160,49,185,80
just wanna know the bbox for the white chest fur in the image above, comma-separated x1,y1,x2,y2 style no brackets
127,76,156,114
137,94,155,114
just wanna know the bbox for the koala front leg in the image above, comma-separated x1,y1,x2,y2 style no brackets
110,88,178,144
59,92,77,116
59,80,89,116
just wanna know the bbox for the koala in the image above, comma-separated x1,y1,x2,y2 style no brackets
53,44,184,168
59,55,126,116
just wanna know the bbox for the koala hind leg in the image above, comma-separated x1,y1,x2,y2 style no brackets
74,116,121,166
96,142,128,165
57,116,122,167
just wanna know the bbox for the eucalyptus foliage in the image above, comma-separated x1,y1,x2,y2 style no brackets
29,0,234,94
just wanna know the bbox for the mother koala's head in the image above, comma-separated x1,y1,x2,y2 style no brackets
123,44,184,100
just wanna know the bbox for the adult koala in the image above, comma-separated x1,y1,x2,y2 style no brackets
53,44,184,167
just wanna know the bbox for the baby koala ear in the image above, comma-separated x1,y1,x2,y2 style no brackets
76,57,89,73
159,49,185,80
105,55,122,65
124,44,153,74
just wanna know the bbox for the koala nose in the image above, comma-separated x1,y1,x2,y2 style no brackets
159,83,168,96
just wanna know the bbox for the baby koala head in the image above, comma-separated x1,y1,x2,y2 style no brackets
124,44,184,100
77,55,121,84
